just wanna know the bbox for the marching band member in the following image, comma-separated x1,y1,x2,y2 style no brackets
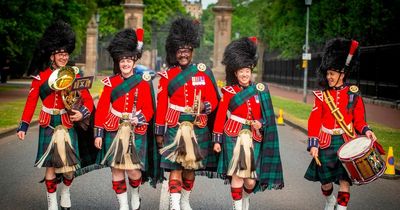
304,38,382,210
16,20,94,210
212,37,284,210
155,17,219,210
94,28,160,210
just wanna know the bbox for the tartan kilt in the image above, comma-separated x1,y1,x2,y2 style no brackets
35,115,80,167
217,130,262,179
96,130,149,171
160,115,217,171
304,135,352,185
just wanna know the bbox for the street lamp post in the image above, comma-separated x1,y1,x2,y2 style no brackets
95,12,100,78
302,0,312,103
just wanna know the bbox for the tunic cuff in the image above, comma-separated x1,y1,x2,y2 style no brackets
17,121,29,133
94,127,104,138
361,126,372,135
212,132,223,143
307,137,319,151
79,106,91,119
155,124,166,135
136,113,147,124
203,101,212,114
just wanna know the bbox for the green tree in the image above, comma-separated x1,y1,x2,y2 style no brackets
0,0,96,76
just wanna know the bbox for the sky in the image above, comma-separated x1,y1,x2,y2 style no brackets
201,0,218,9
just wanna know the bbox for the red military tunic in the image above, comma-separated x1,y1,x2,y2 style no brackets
94,75,154,137
155,65,219,134
19,67,94,131
212,85,263,143
308,85,369,149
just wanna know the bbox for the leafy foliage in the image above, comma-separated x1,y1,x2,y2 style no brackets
0,0,96,76
226,0,400,58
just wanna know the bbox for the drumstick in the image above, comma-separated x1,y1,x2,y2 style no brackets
314,156,322,166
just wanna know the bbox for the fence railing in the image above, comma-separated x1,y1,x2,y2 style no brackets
262,43,400,102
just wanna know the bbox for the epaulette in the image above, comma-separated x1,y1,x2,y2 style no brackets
158,71,168,79
31,75,41,81
101,76,112,87
222,86,236,94
313,90,323,102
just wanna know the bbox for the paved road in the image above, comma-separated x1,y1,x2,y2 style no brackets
1,124,399,210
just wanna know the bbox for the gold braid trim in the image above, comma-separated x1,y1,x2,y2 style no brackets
323,90,356,138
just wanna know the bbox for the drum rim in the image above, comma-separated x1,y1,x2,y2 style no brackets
337,136,373,161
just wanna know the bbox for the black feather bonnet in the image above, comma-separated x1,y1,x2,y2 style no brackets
107,28,143,74
28,20,75,75
318,38,360,76
165,17,200,67
222,37,258,86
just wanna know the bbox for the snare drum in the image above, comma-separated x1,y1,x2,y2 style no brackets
337,137,386,185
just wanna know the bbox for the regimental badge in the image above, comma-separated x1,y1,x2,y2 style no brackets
256,83,265,91
349,85,359,93
72,66,80,75
142,72,151,81
197,63,206,72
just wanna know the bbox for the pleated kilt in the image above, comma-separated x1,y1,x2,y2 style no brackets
160,114,217,171
35,115,80,167
96,130,148,170
304,135,352,185
217,126,262,179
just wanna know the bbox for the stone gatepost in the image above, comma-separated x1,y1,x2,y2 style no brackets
124,0,144,29
212,0,233,81
85,15,98,76
123,0,152,68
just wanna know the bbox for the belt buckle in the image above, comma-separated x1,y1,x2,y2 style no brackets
52,109,60,115
184,106,193,113
333,129,340,135
122,113,129,120
245,120,252,125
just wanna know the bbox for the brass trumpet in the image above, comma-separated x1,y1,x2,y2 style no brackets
48,66,92,130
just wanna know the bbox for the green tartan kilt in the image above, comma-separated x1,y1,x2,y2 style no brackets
96,130,148,171
160,115,217,171
217,131,262,179
304,135,352,185
35,115,80,167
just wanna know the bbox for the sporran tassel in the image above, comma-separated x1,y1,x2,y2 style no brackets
228,129,255,178
64,141,78,166
176,136,187,156
192,137,204,161
238,144,247,170
164,121,203,170
128,137,141,165
116,138,125,164
250,147,256,172
51,142,64,168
